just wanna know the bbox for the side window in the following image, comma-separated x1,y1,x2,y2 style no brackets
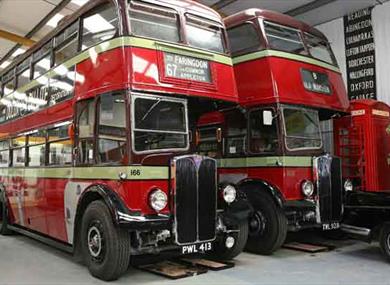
129,2,180,43
32,41,52,79
28,130,46,167
263,21,306,54
48,65,75,106
16,57,31,89
0,140,9,167
97,93,127,164
48,123,72,165
249,109,278,153
33,55,51,79
76,99,95,165
11,136,26,167
3,70,15,96
54,21,79,66
82,5,118,50
227,23,261,55
225,110,247,157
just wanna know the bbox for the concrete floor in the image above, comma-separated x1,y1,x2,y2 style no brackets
0,232,390,284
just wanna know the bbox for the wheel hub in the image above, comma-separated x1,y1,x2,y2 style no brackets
249,211,266,236
88,226,102,258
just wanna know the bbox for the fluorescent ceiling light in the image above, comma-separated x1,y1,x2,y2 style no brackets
0,61,10,69
71,0,89,7
47,13,64,28
84,14,114,33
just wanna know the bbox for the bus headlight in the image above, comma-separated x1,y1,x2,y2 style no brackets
149,189,168,212
344,179,353,192
222,185,237,204
301,180,314,197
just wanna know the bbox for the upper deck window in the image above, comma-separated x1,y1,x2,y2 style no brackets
185,15,225,54
129,2,180,43
82,5,118,50
264,21,306,54
227,23,261,55
304,33,337,65
54,21,79,66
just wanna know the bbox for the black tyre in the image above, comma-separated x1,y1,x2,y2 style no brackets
379,223,390,262
212,219,249,260
81,200,131,281
0,189,12,235
245,192,287,255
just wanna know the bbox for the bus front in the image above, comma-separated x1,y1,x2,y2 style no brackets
197,9,349,255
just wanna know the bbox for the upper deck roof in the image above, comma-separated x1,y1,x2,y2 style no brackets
224,8,326,40
153,0,221,21
1,0,223,77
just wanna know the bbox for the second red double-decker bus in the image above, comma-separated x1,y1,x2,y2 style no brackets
0,0,250,280
196,9,349,254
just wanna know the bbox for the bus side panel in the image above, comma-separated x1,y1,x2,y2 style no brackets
234,57,348,112
219,166,311,201
75,47,128,99
24,176,48,234
45,178,68,242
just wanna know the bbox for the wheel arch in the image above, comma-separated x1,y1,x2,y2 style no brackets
73,184,129,251
237,178,285,208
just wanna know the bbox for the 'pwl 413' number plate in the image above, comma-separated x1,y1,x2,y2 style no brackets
322,222,340,231
181,242,212,254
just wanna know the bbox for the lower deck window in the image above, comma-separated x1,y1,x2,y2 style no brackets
0,150,9,167
28,144,45,167
49,140,72,165
283,107,322,150
12,148,25,167
133,96,188,152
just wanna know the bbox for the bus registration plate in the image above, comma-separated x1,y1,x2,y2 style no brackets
164,52,212,83
181,242,212,254
322,222,340,230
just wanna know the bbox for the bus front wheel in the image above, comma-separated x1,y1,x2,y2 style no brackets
81,200,131,281
245,192,287,255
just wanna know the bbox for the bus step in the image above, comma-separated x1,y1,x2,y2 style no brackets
283,242,331,253
179,258,235,271
137,260,208,279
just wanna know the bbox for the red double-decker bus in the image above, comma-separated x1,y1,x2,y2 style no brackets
196,9,349,254
0,0,250,280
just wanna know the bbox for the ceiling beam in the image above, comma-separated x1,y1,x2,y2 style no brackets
286,0,338,17
0,0,72,65
0,30,36,47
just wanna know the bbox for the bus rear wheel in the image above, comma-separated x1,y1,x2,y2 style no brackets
0,190,12,235
245,192,287,255
81,200,131,281
379,222,390,262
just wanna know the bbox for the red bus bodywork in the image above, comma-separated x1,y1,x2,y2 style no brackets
0,0,241,255
197,9,348,253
